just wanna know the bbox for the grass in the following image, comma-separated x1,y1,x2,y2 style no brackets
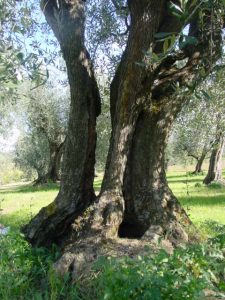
0,170,225,299
168,171,225,226
1,171,225,231
0,182,59,229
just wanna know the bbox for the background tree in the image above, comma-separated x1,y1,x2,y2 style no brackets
14,131,50,183
172,95,216,174
202,70,225,184
14,83,69,184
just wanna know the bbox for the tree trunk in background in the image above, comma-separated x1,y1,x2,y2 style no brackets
33,142,64,185
193,152,206,174
23,0,101,246
47,142,64,182
193,156,205,174
203,134,225,185
55,143,64,180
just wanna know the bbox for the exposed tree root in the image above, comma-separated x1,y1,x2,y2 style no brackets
52,192,196,278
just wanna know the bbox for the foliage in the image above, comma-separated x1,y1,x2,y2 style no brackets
0,232,79,300
0,230,224,300
86,0,127,78
14,131,50,180
168,68,225,166
91,235,225,300
0,152,24,185
25,84,69,144
13,83,69,180
96,80,111,170
0,1,47,102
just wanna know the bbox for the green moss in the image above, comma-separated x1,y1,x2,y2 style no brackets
46,201,57,216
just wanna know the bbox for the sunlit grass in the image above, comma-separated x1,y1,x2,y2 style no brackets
0,171,225,230
167,171,225,225
0,182,59,228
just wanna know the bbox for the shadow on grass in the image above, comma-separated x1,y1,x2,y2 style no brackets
179,194,225,207
0,183,60,195
168,178,204,184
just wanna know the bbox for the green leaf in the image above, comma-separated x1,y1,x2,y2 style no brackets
163,38,169,53
179,35,198,49
154,32,176,39
16,52,24,61
201,90,211,101
169,1,184,18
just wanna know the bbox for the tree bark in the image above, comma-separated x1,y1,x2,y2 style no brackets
47,143,62,182
87,0,223,243
203,133,225,185
96,0,167,238
120,96,190,242
23,0,101,246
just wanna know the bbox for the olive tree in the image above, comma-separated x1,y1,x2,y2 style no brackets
23,0,225,274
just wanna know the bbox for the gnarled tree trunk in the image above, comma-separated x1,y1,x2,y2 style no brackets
24,0,223,263
63,1,191,246
203,133,225,185
120,96,190,243
23,0,101,246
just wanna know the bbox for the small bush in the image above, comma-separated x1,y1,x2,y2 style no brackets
0,232,79,300
208,182,223,189
198,220,225,237
90,236,225,300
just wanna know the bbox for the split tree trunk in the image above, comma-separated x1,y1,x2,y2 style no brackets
69,0,191,244
23,0,100,246
203,133,225,185
120,96,190,242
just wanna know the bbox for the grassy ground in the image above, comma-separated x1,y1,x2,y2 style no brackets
168,171,225,226
0,171,225,230
0,171,225,299
0,182,59,229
